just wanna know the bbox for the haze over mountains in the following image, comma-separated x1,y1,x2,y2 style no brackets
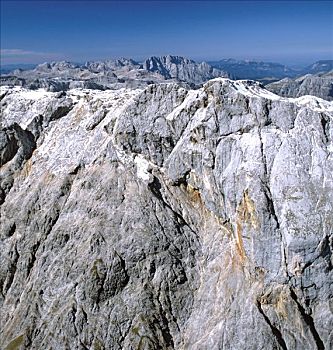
2,57,332,79
208,59,333,80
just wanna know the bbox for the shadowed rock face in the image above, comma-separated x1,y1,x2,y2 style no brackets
0,79,332,350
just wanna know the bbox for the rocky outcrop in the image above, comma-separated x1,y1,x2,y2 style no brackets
266,71,333,101
0,79,332,349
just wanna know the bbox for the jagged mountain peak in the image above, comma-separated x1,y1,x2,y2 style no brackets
142,55,229,84
146,55,196,64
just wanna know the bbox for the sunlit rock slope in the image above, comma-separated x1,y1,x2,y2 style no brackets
1,79,332,350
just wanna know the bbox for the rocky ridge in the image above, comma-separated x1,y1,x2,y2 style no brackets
0,78,333,349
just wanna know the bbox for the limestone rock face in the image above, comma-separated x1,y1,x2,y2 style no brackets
0,79,333,350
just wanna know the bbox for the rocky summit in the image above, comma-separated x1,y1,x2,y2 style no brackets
0,78,333,350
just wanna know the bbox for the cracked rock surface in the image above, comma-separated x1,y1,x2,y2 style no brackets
0,78,333,349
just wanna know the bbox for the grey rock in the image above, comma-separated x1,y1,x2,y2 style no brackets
266,71,333,101
142,55,229,84
0,79,332,349
85,58,140,72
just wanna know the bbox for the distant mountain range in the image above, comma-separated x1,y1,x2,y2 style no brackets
1,56,332,100
304,60,333,74
208,59,333,81
208,59,297,80
2,58,332,80
0,56,229,90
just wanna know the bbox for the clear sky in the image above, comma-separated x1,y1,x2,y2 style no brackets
1,0,332,66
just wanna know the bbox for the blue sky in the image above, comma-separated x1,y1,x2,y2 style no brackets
1,1,332,65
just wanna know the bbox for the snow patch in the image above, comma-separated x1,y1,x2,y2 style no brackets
18,88,52,100
135,155,151,182
291,95,333,112
166,90,198,121
232,80,281,100
204,78,282,100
